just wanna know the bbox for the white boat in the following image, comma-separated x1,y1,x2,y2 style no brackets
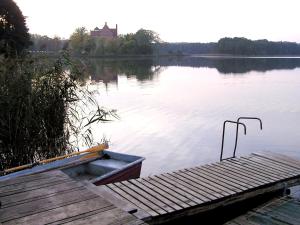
0,145,145,185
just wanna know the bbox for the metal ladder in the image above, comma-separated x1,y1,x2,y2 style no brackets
220,117,262,161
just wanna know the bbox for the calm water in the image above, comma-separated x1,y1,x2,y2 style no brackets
85,56,300,176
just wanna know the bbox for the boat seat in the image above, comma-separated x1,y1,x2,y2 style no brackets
88,159,128,172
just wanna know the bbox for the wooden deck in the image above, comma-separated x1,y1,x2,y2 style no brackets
0,170,147,225
225,196,300,225
103,152,300,224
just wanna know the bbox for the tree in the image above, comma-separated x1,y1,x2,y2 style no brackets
0,0,31,56
134,29,160,54
69,27,95,56
69,27,161,56
28,34,66,52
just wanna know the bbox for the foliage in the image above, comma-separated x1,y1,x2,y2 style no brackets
217,37,300,55
125,29,160,54
0,1,117,172
154,38,300,56
69,28,160,56
29,34,68,52
154,42,217,55
0,0,31,57
0,53,117,171
69,27,95,56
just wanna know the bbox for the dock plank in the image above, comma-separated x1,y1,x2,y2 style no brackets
240,155,298,174
161,173,217,201
143,176,200,205
1,180,82,208
238,157,294,177
222,159,280,182
195,164,251,189
61,208,144,225
168,172,224,199
84,181,151,220
203,163,266,188
121,181,170,214
212,162,273,184
230,157,299,181
130,179,182,211
0,170,147,225
0,187,97,222
0,170,67,187
253,152,300,169
190,166,248,191
106,153,300,224
218,159,276,183
136,178,186,210
175,170,233,196
0,177,70,197
180,169,237,195
107,183,159,217
109,183,162,216
243,156,300,174
3,198,113,225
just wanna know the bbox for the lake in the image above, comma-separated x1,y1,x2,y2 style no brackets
85,56,300,176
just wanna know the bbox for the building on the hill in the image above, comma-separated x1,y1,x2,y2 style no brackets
90,22,118,39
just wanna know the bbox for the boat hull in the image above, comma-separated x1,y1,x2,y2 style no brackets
93,162,142,185
0,150,145,185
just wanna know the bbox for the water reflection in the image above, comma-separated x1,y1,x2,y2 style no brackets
87,57,300,176
86,58,162,85
85,57,300,85
156,56,300,74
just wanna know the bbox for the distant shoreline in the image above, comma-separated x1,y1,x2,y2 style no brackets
31,51,300,59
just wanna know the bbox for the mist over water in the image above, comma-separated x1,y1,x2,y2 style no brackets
85,56,300,176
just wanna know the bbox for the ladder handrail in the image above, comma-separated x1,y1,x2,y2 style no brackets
233,117,263,158
220,120,247,161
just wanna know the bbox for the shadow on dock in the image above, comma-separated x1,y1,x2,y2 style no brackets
163,190,286,225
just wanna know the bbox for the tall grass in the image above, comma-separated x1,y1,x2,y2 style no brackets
0,52,117,171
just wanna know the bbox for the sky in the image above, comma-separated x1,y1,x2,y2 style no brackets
14,0,300,43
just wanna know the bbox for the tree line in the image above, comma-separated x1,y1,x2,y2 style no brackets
155,42,217,55
28,27,160,56
29,35,300,56
216,37,300,55
29,34,68,52
155,38,300,56
68,27,160,56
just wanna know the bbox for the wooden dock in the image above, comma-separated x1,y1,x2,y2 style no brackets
0,170,147,225
1,152,300,224
225,196,300,225
103,152,300,224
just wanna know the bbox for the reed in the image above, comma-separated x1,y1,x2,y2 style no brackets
0,52,117,171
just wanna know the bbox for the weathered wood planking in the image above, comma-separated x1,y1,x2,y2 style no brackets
105,152,300,224
225,196,300,225
0,170,147,225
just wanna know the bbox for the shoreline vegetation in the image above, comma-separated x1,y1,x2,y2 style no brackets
0,0,117,171
30,51,300,58
0,53,118,171
29,30,300,57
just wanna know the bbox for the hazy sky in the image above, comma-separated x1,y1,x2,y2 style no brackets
15,0,300,43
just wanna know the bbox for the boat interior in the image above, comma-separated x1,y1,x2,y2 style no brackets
61,150,144,182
